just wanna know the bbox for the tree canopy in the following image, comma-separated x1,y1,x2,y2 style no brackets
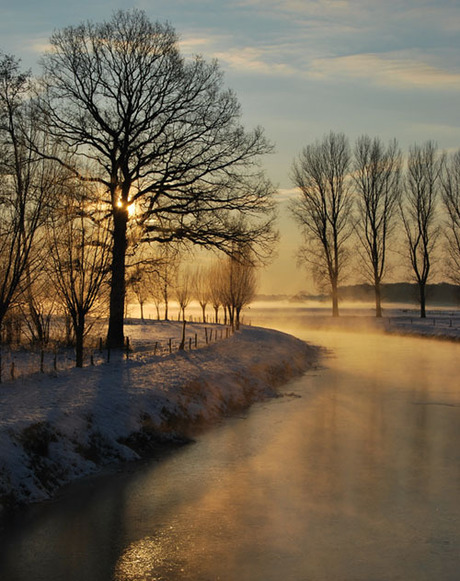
38,9,276,347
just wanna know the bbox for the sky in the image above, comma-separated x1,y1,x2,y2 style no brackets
1,0,460,294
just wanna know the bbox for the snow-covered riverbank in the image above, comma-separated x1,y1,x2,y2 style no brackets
0,322,320,509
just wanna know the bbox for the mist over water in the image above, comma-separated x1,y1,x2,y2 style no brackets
1,309,459,581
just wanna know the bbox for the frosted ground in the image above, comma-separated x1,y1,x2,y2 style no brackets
0,319,320,509
0,304,458,510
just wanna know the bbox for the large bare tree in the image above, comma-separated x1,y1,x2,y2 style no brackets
353,136,402,317
0,53,49,335
400,141,441,318
290,132,353,317
37,9,276,348
440,149,460,285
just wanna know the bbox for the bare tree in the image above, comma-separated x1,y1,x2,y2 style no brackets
126,263,151,321
208,262,224,324
290,132,353,317
154,244,180,321
229,258,257,329
38,9,276,348
400,141,441,318
353,136,402,317
193,266,212,323
440,149,460,285
175,269,192,322
47,181,111,367
0,53,49,338
19,268,58,346
212,245,257,329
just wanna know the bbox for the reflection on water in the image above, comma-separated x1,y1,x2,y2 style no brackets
1,314,460,581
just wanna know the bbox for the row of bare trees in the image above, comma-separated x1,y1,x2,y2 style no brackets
291,132,460,318
0,10,276,366
127,247,257,330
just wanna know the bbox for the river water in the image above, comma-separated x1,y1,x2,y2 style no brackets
1,313,460,580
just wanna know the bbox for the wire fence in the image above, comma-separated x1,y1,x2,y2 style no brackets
0,323,235,385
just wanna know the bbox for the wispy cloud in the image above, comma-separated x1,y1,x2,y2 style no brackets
308,52,460,90
178,34,227,54
276,187,299,201
213,46,298,76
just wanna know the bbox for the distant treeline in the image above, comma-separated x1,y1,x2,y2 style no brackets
259,283,460,306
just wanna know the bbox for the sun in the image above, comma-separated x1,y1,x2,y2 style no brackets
116,200,136,217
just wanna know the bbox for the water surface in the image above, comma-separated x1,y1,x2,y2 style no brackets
1,317,459,580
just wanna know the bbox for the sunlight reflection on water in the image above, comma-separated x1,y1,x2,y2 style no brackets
1,311,460,581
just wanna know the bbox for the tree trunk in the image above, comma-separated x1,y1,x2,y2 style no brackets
419,282,427,318
235,307,241,330
107,208,128,349
164,284,169,321
374,280,382,318
75,312,85,368
179,319,186,350
331,280,339,317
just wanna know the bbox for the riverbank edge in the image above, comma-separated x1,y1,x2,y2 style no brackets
0,325,322,512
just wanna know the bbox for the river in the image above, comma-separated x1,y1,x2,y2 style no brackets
1,312,459,580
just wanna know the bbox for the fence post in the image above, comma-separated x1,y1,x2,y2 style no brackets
40,350,44,373
205,328,208,344
53,351,57,371
154,341,158,356
168,338,172,353
125,336,130,360
189,337,192,350
195,333,197,348
10,361,14,381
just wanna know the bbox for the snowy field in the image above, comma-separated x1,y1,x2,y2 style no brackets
0,320,319,509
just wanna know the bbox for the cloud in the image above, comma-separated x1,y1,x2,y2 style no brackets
276,187,299,201
213,46,298,76
308,52,460,90
178,35,225,54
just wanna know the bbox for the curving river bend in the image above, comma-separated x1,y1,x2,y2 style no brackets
1,313,459,580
